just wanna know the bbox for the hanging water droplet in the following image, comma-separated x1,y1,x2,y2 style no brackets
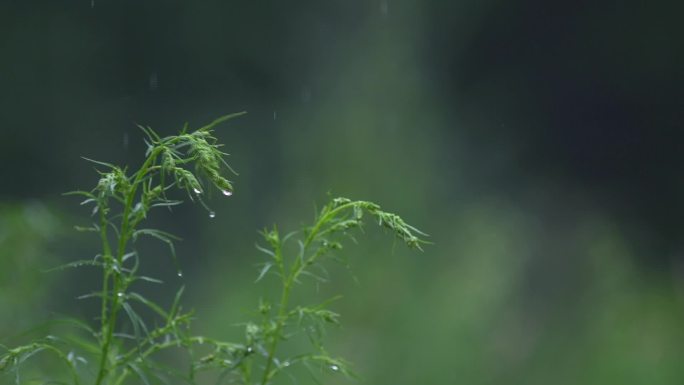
193,187,201,194
209,211,216,218
222,190,233,196
177,271,183,277
117,292,124,298
330,364,339,372
246,347,253,353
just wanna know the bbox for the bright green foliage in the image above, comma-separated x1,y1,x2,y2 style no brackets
0,114,427,385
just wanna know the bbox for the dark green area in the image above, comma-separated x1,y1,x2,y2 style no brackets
2,1,684,384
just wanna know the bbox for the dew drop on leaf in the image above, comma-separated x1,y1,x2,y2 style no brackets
193,188,201,194
330,364,339,372
209,211,216,218
222,190,233,197
117,292,124,298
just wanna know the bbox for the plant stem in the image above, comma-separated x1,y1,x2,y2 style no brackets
93,210,130,385
98,206,113,341
94,149,161,385
260,278,292,385
259,202,385,385
303,202,355,247
258,204,350,385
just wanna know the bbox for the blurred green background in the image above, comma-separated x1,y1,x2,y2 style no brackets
2,0,684,384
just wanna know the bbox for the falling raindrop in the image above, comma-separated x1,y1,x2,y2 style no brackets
91,0,94,8
149,72,159,90
301,86,312,103
222,190,233,197
209,211,216,218
273,111,277,120
330,364,339,372
193,187,202,194
380,0,389,16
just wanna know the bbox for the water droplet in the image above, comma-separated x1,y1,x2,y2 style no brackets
222,190,233,197
177,271,183,277
193,188,201,194
282,361,290,367
246,347,253,353
209,211,216,218
197,337,204,344
330,364,339,372
117,292,124,298
273,111,277,120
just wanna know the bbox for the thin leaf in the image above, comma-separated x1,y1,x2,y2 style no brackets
255,263,273,283
44,259,104,272
80,157,117,169
122,302,149,339
127,362,152,385
197,111,247,132
128,292,168,319
136,276,164,284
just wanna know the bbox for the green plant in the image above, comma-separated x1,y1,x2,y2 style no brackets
0,114,427,385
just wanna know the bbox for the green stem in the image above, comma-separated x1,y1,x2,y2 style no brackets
98,206,113,341
303,202,355,248
259,202,357,385
94,148,162,385
260,278,292,385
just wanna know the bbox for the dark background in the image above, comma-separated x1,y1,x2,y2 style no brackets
2,1,684,384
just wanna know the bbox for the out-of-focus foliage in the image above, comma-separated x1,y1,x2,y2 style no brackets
0,203,64,336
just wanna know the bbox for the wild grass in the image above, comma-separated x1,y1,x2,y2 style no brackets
0,114,427,385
